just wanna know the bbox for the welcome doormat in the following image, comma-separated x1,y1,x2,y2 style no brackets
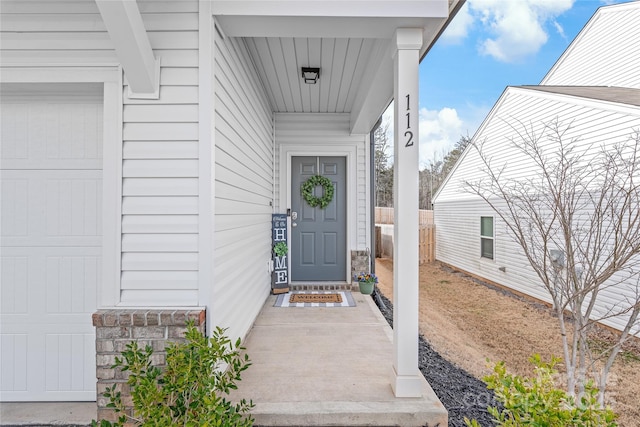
274,291,356,307
290,293,343,303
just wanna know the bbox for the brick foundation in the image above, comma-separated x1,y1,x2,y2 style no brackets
289,283,355,291
92,309,205,422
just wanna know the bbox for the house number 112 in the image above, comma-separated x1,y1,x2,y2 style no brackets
404,94,414,147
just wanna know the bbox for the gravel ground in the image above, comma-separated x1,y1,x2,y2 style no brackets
373,290,499,427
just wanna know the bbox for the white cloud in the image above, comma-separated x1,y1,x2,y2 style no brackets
440,2,474,44
380,104,486,169
418,107,464,167
552,20,567,40
468,0,575,62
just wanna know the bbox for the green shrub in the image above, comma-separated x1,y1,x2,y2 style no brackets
93,323,254,427
465,354,617,427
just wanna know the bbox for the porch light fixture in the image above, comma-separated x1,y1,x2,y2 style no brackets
301,67,320,84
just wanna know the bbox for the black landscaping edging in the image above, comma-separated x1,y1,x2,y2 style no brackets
373,290,499,427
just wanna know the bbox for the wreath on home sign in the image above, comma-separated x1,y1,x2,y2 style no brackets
301,175,334,209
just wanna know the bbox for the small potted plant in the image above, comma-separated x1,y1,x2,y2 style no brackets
353,272,378,295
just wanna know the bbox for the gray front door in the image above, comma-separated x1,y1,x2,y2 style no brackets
291,156,346,281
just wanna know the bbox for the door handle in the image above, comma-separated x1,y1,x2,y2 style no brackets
292,222,297,227
291,211,298,220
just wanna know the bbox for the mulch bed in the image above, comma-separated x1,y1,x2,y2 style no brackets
372,290,499,427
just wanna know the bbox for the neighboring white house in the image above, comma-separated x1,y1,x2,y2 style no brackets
433,1,640,333
0,0,462,406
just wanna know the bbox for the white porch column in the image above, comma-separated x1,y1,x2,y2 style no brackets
391,28,423,398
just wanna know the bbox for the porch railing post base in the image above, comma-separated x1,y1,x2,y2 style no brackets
391,366,423,398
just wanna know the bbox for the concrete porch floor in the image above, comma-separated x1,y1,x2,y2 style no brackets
229,292,447,426
0,293,447,427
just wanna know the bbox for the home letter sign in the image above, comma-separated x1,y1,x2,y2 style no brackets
271,214,290,294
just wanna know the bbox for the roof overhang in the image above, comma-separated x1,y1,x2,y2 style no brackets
213,1,449,19
214,1,449,53
214,0,461,134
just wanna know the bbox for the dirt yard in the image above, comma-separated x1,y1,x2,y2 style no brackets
375,258,640,426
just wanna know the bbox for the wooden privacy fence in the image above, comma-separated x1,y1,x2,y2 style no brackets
374,208,435,265
375,207,433,225
419,225,435,264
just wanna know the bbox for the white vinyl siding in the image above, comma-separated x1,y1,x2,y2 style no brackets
434,87,640,332
0,1,115,68
542,3,640,88
119,2,200,306
213,31,274,342
435,199,553,304
0,1,198,66
274,113,369,251
437,89,640,202
1,0,202,307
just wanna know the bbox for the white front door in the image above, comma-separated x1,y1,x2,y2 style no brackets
1,85,102,401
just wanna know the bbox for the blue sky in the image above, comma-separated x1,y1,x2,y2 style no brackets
383,0,635,168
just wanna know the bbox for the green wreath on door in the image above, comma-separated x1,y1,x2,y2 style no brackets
301,175,334,209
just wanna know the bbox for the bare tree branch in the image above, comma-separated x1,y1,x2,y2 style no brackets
464,120,640,403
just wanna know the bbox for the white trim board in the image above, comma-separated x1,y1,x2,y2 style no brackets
279,144,358,283
198,0,215,335
0,67,119,83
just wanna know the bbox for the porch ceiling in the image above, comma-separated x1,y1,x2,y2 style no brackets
242,36,384,115
214,0,464,134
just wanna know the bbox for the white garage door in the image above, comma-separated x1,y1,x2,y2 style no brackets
1,84,103,401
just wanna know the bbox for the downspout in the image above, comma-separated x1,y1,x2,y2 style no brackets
370,116,383,274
